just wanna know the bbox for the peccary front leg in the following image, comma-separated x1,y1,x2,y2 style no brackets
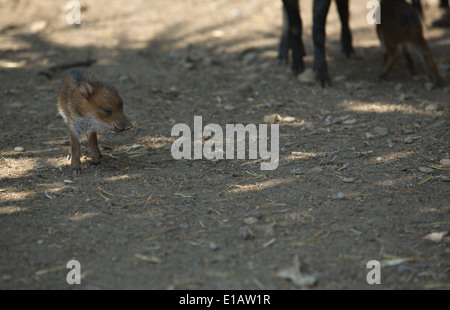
279,0,306,75
88,132,102,165
414,37,446,87
69,130,82,175
402,46,417,76
313,0,332,86
378,43,399,81
278,3,290,65
335,0,354,57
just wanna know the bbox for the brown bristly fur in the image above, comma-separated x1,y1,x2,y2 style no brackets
57,69,133,175
377,0,445,87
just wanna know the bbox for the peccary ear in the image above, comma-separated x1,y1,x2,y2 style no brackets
78,82,94,100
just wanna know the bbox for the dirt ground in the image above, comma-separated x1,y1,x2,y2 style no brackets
0,0,449,290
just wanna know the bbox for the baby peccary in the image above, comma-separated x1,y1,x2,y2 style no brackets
377,0,445,86
57,70,133,175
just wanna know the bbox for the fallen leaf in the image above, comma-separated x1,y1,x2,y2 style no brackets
423,231,447,243
282,116,296,123
381,258,411,267
257,202,287,209
417,176,434,185
251,103,265,109
35,264,66,276
275,255,317,288
174,192,192,198
264,114,282,123
262,238,276,248
440,159,450,166
380,255,424,267
245,170,266,179
98,186,127,198
134,253,161,264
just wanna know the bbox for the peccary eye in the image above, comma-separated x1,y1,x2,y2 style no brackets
102,108,113,115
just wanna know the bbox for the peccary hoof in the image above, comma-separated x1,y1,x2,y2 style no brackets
315,71,331,87
376,75,386,82
291,63,305,76
72,168,82,175
435,78,446,88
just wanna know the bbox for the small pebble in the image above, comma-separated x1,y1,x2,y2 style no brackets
404,136,413,144
336,192,346,199
14,146,25,152
418,167,434,174
244,217,259,225
224,105,235,111
332,115,349,124
238,227,252,240
373,127,388,136
208,243,219,251
324,115,333,123
440,159,450,166
297,68,315,83
60,186,79,193
30,20,47,33
183,62,196,70
329,192,346,200
342,119,357,125
303,123,314,130
263,225,275,237
238,84,253,94
342,177,354,183
425,103,444,112
119,74,130,82
291,168,303,175
403,129,414,134
249,211,263,219
272,101,283,107
365,132,375,139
